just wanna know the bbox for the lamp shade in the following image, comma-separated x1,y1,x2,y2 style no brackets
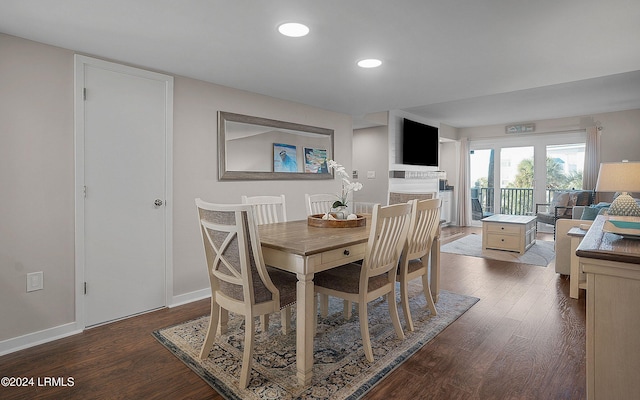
595,162,640,193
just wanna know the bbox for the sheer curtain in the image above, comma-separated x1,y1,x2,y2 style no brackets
457,138,470,226
583,126,600,192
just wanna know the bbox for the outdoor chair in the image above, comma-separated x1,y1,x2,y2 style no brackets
535,190,594,236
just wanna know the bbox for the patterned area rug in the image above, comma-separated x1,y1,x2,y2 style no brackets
153,284,479,400
441,233,555,267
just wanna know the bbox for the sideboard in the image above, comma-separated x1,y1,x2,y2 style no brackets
576,215,640,400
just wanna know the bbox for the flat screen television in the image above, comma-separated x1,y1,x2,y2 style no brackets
402,118,439,167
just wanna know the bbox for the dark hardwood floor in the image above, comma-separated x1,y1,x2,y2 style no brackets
0,227,586,400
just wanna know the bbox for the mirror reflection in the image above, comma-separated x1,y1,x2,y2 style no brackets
218,112,334,180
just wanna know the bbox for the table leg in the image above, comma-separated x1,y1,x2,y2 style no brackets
296,272,315,386
430,235,440,303
570,237,580,299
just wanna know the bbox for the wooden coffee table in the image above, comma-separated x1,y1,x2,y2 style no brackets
481,214,537,254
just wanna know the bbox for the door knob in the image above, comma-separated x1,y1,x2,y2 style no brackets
154,199,164,207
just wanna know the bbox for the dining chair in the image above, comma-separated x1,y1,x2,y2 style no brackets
397,198,440,331
241,194,287,225
353,201,377,215
313,202,412,362
306,192,354,318
195,199,297,388
305,193,336,216
240,194,292,333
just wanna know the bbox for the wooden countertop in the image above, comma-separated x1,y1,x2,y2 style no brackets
576,215,640,264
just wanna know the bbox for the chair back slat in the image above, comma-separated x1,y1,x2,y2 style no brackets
353,202,377,214
305,193,336,215
363,203,412,279
405,199,441,259
241,195,287,225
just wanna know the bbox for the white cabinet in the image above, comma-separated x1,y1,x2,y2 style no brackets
577,216,640,400
439,190,453,225
481,214,537,254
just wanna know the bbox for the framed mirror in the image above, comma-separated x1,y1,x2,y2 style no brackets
218,111,334,180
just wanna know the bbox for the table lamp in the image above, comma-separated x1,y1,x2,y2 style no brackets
595,161,640,216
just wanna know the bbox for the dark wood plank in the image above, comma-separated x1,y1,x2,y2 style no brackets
0,227,586,400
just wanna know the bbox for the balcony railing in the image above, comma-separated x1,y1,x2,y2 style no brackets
472,187,571,217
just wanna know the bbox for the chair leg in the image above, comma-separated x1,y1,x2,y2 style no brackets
320,293,329,317
239,316,255,388
314,294,318,336
358,301,374,362
343,300,352,319
421,273,437,316
260,314,269,332
399,275,414,332
281,307,291,335
388,291,405,341
199,301,220,359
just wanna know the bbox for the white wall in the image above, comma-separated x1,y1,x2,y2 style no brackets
352,125,388,205
0,34,76,343
172,76,351,297
457,111,640,163
0,33,352,346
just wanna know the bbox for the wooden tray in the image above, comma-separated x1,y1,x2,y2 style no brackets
307,214,366,228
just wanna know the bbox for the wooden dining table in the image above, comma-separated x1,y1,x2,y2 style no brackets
258,218,441,386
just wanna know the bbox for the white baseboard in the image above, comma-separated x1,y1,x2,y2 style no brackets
0,290,211,356
0,322,82,357
170,288,210,308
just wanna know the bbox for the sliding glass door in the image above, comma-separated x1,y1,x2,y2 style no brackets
545,143,586,202
468,132,586,226
500,146,535,215
470,149,495,220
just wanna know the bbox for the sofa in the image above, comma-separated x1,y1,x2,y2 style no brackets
555,197,639,276
554,204,609,275
554,208,591,275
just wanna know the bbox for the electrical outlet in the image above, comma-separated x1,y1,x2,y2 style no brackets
27,271,44,292
367,170,376,179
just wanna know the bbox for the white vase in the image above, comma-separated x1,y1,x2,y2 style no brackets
332,206,347,219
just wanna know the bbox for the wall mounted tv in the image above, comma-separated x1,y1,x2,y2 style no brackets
402,118,439,167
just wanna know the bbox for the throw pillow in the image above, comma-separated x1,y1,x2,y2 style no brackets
581,207,600,221
566,192,579,216
551,192,570,215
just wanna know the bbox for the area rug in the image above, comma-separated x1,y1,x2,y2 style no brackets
441,233,555,267
153,284,479,400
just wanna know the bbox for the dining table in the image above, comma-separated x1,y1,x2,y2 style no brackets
258,217,441,386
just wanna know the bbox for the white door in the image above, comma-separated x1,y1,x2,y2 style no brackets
75,56,173,327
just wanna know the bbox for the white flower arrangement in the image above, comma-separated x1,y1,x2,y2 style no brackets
327,159,363,208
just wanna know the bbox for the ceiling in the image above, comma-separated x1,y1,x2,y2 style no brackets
2,0,640,128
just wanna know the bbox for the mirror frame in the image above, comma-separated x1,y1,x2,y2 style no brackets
218,111,335,180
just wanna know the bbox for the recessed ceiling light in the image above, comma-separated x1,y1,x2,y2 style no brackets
357,58,382,68
278,22,310,37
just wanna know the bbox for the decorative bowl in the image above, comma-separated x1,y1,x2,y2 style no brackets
307,214,366,228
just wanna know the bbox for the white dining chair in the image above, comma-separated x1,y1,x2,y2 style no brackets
195,199,297,388
307,192,354,318
241,195,287,225
353,201,377,215
313,202,412,362
305,193,337,216
241,194,292,333
397,198,440,331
